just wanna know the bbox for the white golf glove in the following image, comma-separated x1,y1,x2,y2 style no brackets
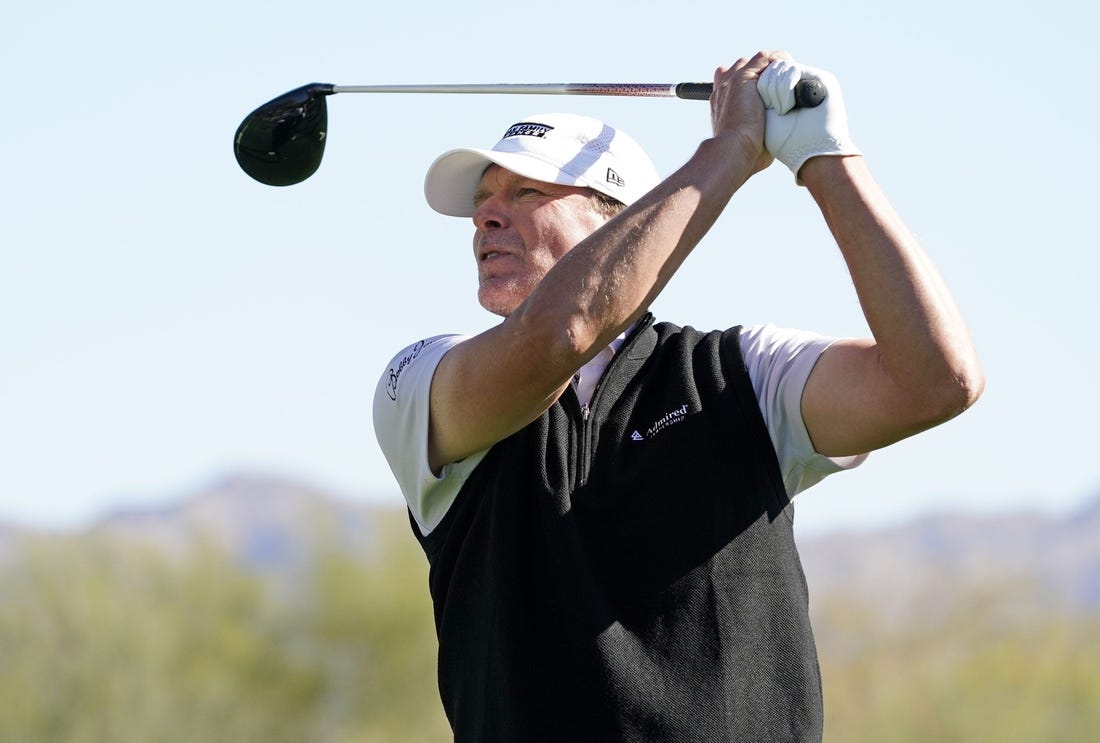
757,59,861,184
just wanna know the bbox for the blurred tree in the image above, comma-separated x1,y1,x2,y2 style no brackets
0,534,323,742
3,506,1096,742
813,578,1100,742
0,511,450,743
288,508,450,742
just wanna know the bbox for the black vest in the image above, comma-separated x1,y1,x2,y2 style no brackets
414,315,823,742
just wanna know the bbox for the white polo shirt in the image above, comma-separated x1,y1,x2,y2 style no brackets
374,323,867,535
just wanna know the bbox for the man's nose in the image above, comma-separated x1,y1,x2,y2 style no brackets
473,197,508,232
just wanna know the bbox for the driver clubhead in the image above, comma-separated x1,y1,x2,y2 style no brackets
234,83,335,186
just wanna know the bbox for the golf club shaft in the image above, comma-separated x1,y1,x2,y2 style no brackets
332,83,715,100
235,79,826,186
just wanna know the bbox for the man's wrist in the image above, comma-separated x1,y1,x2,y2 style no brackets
695,133,762,191
797,153,864,190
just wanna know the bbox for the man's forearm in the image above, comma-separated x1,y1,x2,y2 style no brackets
514,134,758,367
802,155,984,420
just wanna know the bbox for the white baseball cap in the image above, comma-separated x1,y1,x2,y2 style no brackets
423,113,660,217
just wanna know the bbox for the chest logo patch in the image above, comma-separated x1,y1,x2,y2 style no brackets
631,402,691,441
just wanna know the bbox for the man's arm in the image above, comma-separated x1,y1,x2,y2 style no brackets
798,155,984,457
427,54,778,471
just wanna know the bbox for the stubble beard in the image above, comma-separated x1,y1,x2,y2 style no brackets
478,275,537,318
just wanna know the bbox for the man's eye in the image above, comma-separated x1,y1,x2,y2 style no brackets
517,187,543,198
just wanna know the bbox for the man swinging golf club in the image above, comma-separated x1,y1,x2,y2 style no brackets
374,50,983,742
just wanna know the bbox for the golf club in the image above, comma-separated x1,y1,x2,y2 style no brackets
233,80,826,187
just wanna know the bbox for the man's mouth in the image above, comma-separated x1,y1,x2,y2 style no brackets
478,244,518,263
475,234,522,264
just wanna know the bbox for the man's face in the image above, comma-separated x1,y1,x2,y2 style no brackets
471,164,611,317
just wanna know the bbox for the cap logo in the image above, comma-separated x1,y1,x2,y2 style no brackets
502,122,554,139
606,168,625,188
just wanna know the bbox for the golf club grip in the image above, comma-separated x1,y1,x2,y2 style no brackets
675,79,827,108
674,83,713,100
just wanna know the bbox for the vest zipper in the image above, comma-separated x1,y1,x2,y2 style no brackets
573,313,654,490
575,342,625,486
577,401,594,488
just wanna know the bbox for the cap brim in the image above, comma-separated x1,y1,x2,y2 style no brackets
424,148,592,217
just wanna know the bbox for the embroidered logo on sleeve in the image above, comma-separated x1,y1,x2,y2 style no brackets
385,338,445,402
631,403,692,441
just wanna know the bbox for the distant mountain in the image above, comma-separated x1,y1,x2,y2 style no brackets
0,521,22,563
797,495,1100,615
75,473,382,573
3,474,1098,616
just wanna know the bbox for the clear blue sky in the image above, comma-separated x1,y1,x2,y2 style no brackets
3,0,1097,535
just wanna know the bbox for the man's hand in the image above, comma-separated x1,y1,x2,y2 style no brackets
757,59,861,183
709,52,778,176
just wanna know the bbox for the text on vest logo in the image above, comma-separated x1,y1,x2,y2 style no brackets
633,403,691,441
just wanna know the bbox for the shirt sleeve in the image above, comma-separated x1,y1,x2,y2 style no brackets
738,324,868,498
372,335,490,535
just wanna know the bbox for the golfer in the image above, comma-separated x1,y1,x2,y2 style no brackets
374,51,983,742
